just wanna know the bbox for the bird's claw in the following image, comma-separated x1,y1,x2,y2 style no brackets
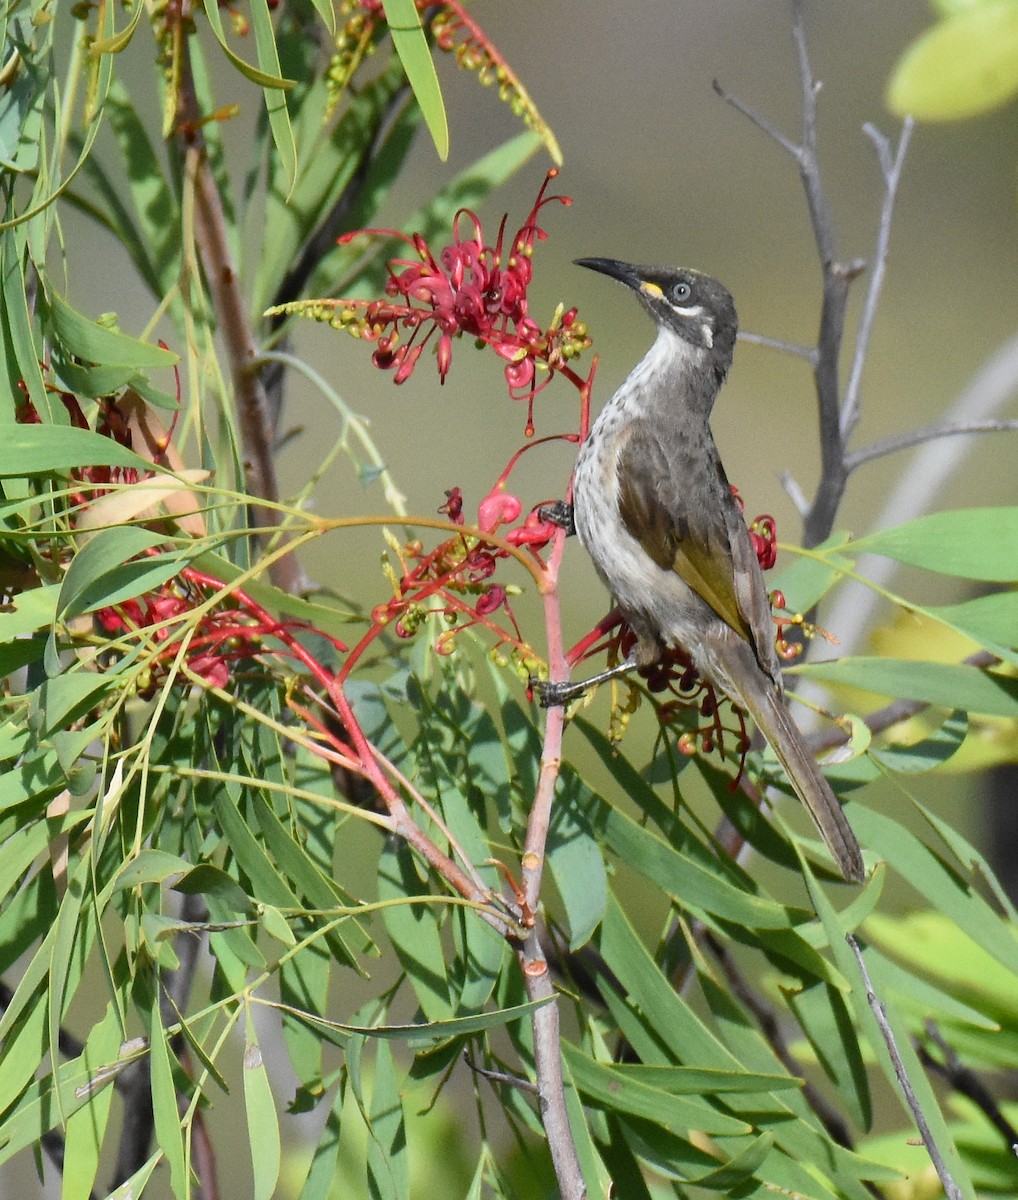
537,500,576,537
529,677,587,708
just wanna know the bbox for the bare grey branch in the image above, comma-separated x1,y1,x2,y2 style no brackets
847,936,965,1200
847,417,1018,472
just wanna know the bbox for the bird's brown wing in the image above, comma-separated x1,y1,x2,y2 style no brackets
616,420,754,644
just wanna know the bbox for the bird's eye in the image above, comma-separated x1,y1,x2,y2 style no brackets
670,281,693,304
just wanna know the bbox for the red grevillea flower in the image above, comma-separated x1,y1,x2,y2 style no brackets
330,171,590,408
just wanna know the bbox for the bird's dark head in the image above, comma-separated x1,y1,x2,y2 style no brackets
575,257,738,374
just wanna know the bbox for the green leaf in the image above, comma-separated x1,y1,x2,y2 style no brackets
34,673,113,736
789,981,872,1129
870,711,967,774
686,1130,775,1190
45,289,177,369
847,508,1018,580
793,657,1018,717
771,531,855,612
378,841,453,1022
150,995,187,1198
381,0,449,159
114,849,192,890
250,0,298,196
365,1041,409,1200
562,1044,752,1137
546,768,607,949
0,584,59,641
926,591,1018,646
61,1004,123,1200
0,424,151,477
848,805,1018,977
57,528,180,620
200,0,297,91
888,0,1018,119
267,995,552,1045
173,863,254,912
244,1010,282,1200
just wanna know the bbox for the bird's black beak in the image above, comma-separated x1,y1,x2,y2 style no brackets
574,257,643,292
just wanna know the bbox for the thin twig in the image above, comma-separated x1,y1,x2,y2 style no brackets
812,328,1018,668
846,417,1018,472
846,936,965,1200
918,1019,1018,1153
738,329,816,360
463,1051,540,1095
840,119,915,440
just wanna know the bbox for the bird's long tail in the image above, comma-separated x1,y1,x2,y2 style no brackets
728,652,865,882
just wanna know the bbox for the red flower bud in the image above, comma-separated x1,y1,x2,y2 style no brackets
477,490,522,533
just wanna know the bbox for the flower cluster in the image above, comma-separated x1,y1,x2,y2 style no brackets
369,486,541,666
96,572,258,694
268,172,591,433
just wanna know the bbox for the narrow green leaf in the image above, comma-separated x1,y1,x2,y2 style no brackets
562,1044,752,1137
793,657,1018,718
685,1130,774,1190
0,585,58,643
57,528,177,620
870,711,967,774
201,0,297,90
546,768,607,949
789,981,871,1129
0,424,150,477
847,508,1018,580
115,849,192,890
45,290,177,368
770,531,855,611
378,841,453,1021
61,1004,123,1200
926,591,1018,646
149,996,187,1198
266,995,551,1044
173,863,254,912
244,1011,282,1200
34,673,113,735
250,0,298,196
836,805,1018,975
297,1086,344,1200
597,894,741,1071
365,1042,408,1200
381,0,448,159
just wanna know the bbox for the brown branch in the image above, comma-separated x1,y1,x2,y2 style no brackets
518,936,587,1200
175,17,306,596
515,524,587,1199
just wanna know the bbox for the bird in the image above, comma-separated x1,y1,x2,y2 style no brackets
535,256,864,883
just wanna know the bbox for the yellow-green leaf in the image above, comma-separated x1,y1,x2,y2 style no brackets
888,0,1018,119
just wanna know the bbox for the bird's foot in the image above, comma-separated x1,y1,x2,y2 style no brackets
529,677,590,708
537,500,575,537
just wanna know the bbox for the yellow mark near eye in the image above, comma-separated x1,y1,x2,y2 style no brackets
640,282,664,297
